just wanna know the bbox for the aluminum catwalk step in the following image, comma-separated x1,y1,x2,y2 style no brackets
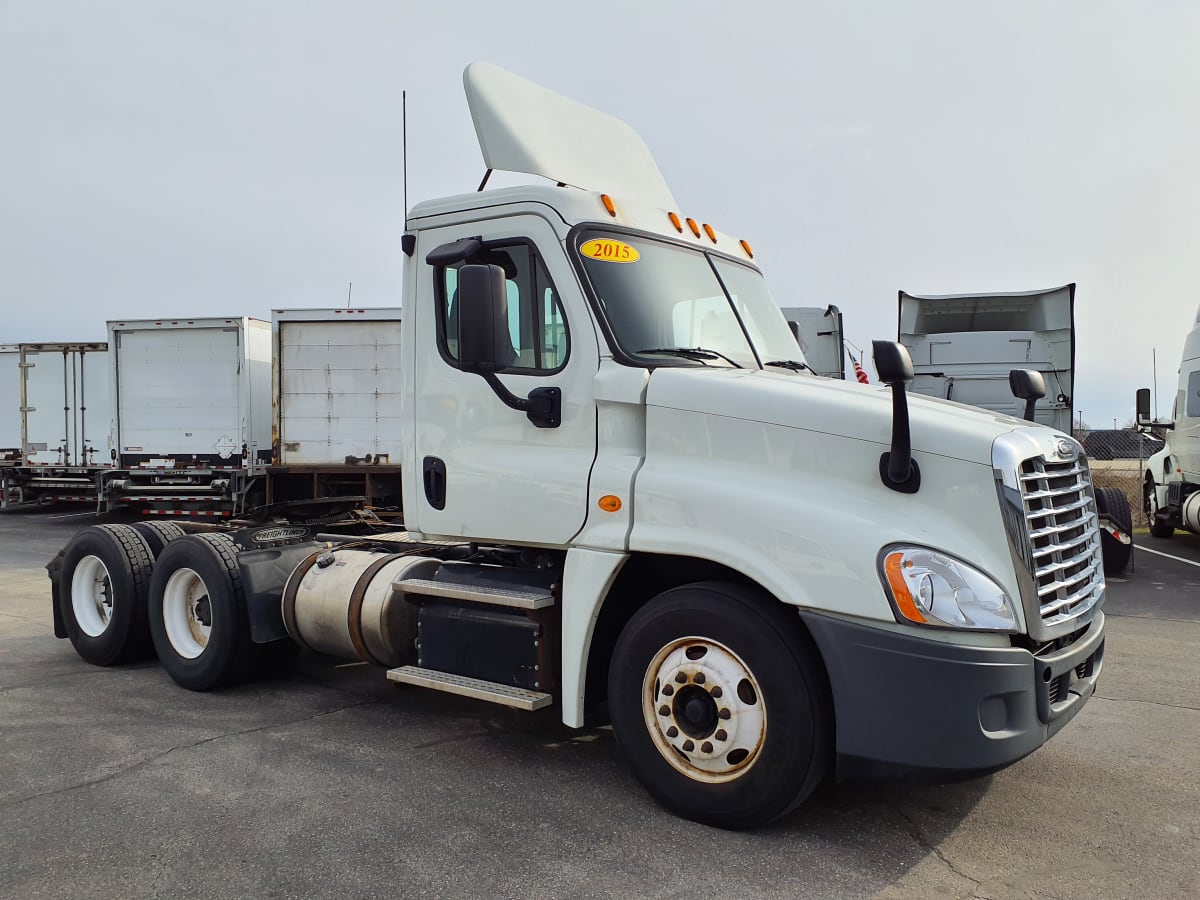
387,666,553,711
394,577,556,610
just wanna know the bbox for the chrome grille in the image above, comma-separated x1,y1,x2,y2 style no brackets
1018,456,1104,627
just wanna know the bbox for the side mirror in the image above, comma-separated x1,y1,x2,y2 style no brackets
1136,388,1151,427
1009,369,1046,422
873,341,914,386
456,264,513,374
788,321,801,343
871,341,919,493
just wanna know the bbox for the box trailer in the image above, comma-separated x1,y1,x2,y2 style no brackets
267,308,403,511
0,342,113,505
101,317,271,516
0,345,19,465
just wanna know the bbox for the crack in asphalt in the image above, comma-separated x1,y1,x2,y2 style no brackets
1106,612,1200,625
1093,693,1200,713
0,699,381,808
884,801,983,892
0,608,52,625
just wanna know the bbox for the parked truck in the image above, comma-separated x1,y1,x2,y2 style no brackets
898,285,1133,575
1137,305,1200,537
266,308,404,513
50,62,1106,829
0,342,114,506
780,305,845,378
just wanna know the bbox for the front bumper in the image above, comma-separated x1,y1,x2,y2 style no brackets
800,610,1105,781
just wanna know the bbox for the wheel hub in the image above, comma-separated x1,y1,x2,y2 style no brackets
642,637,766,783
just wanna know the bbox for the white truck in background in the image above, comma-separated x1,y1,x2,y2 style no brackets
0,342,114,506
897,285,1133,575
1137,305,1200,537
780,306,845,379
50,62,1107,829
268,308,404,513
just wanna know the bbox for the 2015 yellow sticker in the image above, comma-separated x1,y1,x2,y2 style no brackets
580,238,640,263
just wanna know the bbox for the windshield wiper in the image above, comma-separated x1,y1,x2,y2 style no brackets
765,359,812,373
637,347,743,368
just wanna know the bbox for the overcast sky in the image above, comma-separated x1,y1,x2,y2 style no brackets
2,1,1198,428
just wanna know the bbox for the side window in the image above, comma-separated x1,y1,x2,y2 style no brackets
438,242,569,373
1187,370,1200,418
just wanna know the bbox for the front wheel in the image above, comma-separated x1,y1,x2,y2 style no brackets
608,582,833,830
1145,478,1174,539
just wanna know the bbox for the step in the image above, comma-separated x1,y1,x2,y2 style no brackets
387,666,552,711
394,577,555,610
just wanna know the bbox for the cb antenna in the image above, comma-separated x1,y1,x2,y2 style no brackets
402,90,408,229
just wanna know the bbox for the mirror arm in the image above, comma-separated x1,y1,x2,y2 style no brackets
480,373,561,429
879,379,921,493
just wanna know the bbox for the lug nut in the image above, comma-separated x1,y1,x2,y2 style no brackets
662,684,674,696
701,741,713,753
718,708,731,720
658,705,670,716
675,672,687,684
710,686,723,698
666,726,678,738
682,740,694,752
694,673,705,684
715,729,727,741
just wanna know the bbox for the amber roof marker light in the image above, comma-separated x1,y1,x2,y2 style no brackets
668,212,683,233
685,217,701,238
600,194,617,217
739,239,754,259
703,224,717,243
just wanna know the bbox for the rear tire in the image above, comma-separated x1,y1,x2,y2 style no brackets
148,534,256,691
1095,487,1133,575
58,524,154,665
131,521,186,558
608,581,833,830
1144,477,1174,539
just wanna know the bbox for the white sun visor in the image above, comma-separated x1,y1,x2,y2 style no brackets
463,61,677,210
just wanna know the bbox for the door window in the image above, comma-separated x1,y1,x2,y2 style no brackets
437,242,569,373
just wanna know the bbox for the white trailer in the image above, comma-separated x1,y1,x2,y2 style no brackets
268,308,404,511
51,63,1106,830
0,343,113,505
0,345,19,465
102,317,271,516
1138,305,1200,538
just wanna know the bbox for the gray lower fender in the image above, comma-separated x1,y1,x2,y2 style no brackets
798,610,1105,781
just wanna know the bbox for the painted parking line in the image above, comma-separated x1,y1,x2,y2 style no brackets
1137,544,1200,569
45,511,99,520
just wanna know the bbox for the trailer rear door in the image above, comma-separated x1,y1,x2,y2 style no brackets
116,327,242,466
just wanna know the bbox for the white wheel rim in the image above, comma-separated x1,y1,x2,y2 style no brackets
162,567,212,659
71,555,114,637
641,636,766,784
1148,483,1160,518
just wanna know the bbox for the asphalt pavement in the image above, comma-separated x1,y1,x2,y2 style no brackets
1,509,1198,899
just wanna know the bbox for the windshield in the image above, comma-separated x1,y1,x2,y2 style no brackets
574,230,805,369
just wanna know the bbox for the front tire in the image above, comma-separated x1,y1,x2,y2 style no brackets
1145,477,1174,539
148,534,255,691
608,581,833,830
58,524,154,665
1094,487,1133,575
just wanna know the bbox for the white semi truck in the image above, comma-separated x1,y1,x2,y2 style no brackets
1138,306,1200,537
51,63,1106,829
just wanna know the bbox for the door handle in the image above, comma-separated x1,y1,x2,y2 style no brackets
423,456,447,510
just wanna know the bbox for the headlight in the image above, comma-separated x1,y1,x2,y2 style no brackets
878,545,1019,632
